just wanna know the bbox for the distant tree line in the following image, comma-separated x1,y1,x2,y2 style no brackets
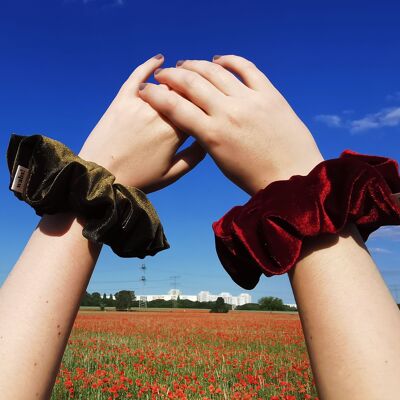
81,290,135,311
210,297,229,313
236,296,297,311
137,298,233,310
81,292,297,312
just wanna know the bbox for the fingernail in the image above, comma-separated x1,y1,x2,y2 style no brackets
154,53,164,60
176,60,185,67
213,55,221,60
154,68,162,75
138,83,147,91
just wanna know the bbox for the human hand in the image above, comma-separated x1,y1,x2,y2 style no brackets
79,54,206,193
138,55,323,195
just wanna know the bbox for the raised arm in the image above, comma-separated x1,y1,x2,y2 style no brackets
290,223,400,399
138,55,400,399
0,54,205,400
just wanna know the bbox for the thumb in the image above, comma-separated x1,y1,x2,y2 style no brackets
145,141,206,193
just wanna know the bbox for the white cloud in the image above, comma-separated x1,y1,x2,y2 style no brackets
314,114,342,128
314,91,400,133
369,247,393,254
81,0,124,6
386,91,400,102
370,226,400,241
342,109,354,115
350,107,400,133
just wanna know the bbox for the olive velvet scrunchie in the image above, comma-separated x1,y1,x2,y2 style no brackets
213,150,400,289
7,134,169,258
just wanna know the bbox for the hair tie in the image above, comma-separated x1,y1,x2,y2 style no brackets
7,134,169,258
213,150,400,289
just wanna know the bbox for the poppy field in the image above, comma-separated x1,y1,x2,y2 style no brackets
52,310,318,400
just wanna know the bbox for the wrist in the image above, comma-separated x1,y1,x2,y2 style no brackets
39,213,86,235
78,145,118,179
213,150,400,289
38,213,102,252
288,223,358,280
250,151,325,196
7,134,169,259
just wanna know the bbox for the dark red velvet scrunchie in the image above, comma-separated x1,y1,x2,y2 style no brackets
213,151,400,289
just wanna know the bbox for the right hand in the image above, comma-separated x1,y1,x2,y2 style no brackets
138,55,324,195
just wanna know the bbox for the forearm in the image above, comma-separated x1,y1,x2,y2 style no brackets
0,213,101,399
0,55,181,400
289,224,400,399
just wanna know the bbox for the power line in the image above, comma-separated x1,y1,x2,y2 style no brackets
170,275,180,290
91,278,171,284
89,285,174,293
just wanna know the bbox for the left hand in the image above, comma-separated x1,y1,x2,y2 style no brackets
79,54,206,193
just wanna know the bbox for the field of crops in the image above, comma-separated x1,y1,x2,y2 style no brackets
52,310,318,400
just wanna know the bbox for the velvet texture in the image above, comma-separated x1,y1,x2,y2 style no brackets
7,134,169,258
213,151,400,289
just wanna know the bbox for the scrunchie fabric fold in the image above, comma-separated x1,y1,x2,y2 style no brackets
213,150,400,289
7,134,169,258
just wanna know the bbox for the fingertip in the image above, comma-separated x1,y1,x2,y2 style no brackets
137,82,156,97
138,83,148,91
128,55,165,85
143,54,164,71
210,54,270,90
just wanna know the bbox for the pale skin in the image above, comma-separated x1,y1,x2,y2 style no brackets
0,53,399,400
138,55,400,399
0,54,205,399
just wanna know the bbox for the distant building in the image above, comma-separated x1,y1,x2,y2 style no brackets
197,291,217,302
137,290,252,305
238,293,252,306
219,292,232,305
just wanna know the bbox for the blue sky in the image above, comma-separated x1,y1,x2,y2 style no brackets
1,0,399,304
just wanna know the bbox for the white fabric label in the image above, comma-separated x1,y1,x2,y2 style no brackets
11,165,30,194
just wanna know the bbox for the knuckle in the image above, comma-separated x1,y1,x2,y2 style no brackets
197,59,214,69
117,81,130,96
226,111,243,129
183,72,198,87
260,90,286,110
121,75,138,91
228,55,257,70
165,94,178,111
243,61,257,72
130,64,144,79
223,103,245,128
208,63,225,78
197,62,225,84
185,59,199,67
212,62,225,72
